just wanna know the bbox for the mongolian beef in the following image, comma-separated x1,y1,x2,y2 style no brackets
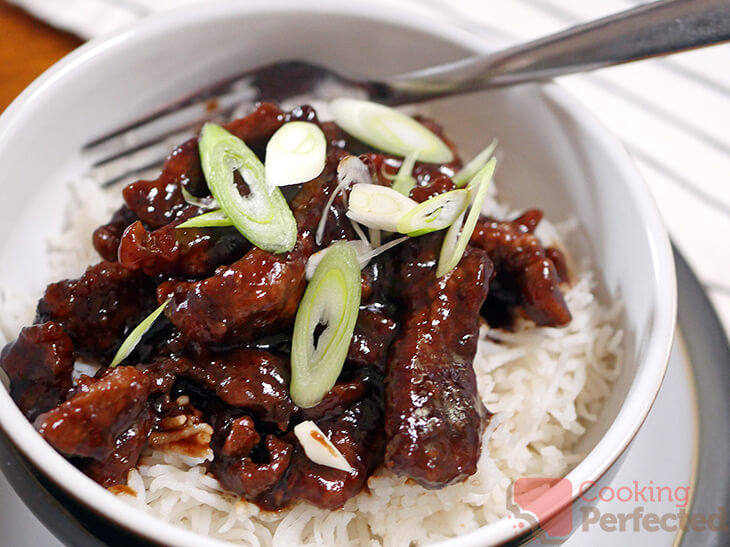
0,99,572,512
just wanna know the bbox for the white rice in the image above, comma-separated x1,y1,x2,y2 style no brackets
0,140,622,547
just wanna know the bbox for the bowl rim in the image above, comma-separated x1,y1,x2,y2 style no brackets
0,1,676,545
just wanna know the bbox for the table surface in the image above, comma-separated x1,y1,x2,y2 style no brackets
0,1,81,112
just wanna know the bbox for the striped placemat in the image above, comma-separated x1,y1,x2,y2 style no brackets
10,0,730,335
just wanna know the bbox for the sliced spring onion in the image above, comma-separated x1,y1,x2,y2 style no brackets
452,139,498,187
294,420,353,472
437,159,496,277
176,209,233,229
305,236,408,280
109,299,170,368
358,234,408,264
346,183,418,232
306,240,372,280
391,151,419,196
199,123,297,253
368,227,381,248
395,188,469,237
330,98,454,163
265,121,326,187
181,185,219,210
316,155,372,246
291,242,361,408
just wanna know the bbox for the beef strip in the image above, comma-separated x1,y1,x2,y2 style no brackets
35,261,156,357
184,347,296,430
80,404,155,487
92,205,138,262
35,366,152,461
385,235,491,488
0,322,75,421
470,209,571,327
221,415,261,457
118,220,249,278
347,308,398,374
299,377,367,422
156,150,349,345
408,173,456,203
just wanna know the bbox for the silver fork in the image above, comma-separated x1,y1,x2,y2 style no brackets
85,0,730,187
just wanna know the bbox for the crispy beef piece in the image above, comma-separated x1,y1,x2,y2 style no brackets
157,154,347,345
350,261,399,374
470,210,571,327
92,205,138,261
80,404,155,487
36,366,152,461
136,354,191,395
385,236,491,488
299,378,367,422
36,261,156,356
184,348,295,430
118,220,249,278
347,308,398,374
257,387,385,510
122,103,317,229
408,173,456,203
0,322,75,421
213,434,293,499
222,415,261,457
158,246,307,345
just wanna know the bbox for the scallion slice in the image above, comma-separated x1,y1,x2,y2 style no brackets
437,159,496,276
181,185,219,210
330,98,454,163
316,155,372,246
109,299,170,368
346,183,418,232
452,139,498,187
395,188,469,237
391,151,419,196
265,121,326,187
199,123,297,253
305,236,408,281
305,240,372,280
176,209,233,229
294,420,353,472
291,242,361,408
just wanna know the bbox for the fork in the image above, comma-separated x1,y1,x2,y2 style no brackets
85,0,730,187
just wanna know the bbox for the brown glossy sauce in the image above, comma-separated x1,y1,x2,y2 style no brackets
108,485,137,497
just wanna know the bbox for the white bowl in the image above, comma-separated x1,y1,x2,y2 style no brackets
0,1,676,545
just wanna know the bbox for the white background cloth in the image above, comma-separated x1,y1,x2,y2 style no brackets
8,0,730,336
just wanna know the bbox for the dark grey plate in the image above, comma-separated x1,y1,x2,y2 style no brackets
674,248,730,547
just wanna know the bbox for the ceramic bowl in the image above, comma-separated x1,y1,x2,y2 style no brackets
0,1,676,545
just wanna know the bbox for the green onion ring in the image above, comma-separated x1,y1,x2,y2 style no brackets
290,242,361,408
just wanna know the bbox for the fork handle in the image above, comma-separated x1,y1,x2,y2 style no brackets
384,0,730,101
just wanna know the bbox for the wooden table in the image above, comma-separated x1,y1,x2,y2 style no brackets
0,2,82,112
